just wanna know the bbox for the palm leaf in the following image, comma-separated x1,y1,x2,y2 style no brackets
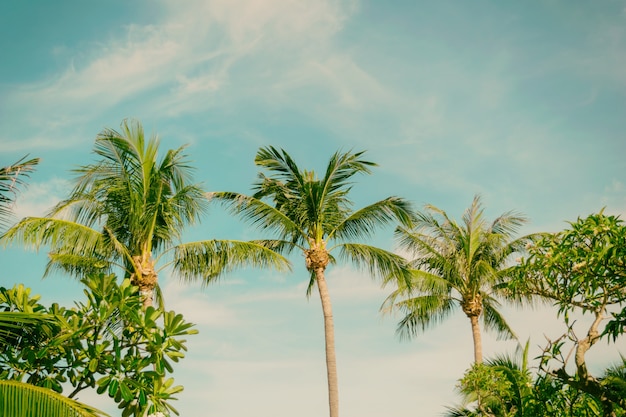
394,295,457,340
332,197,413,241
254,146,305,182
0,380,110,417
173,239,291,284
0,312,55,345
0,156,39,233
481,298,517,341
209,191,304,242
2,217,106,256
337,243,411,287
443,406,479,417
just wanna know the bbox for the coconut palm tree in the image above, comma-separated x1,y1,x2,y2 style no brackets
210,146,413,417
1,120,289,308
385,195,528,364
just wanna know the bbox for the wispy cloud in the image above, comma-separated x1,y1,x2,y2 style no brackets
11,177,70,218
1,0,362,151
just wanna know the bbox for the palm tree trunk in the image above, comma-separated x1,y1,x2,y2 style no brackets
131,255,157,308
469,315,482,364
315,269,339,417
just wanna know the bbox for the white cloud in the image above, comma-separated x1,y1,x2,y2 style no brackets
2,0,363,151
11,177,70,218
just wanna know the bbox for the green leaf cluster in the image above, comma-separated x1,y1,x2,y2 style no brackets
516,211,626,316
448,346,626,417
0,274,197,416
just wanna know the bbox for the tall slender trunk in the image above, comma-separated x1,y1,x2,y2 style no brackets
316,269,339,417
469,315,482,364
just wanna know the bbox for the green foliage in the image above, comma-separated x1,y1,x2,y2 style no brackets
458,363,515,415
211,146,414,291
0,155,39,233
386,195,530,363
525,372,619,417
0,380,110,417
0,274,197,416
516,211,626,317
510,211,626,415
604,309,626,342
446,346,624,417
1,120,289,308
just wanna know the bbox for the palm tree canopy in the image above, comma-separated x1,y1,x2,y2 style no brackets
387,195,529,341
4,120,206,275
1,121,290,306
210,146,413,281
253,146,413,245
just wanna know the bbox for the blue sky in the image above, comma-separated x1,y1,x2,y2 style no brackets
1,1,625,416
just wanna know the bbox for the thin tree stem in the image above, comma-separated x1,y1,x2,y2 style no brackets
316,269,339,417
469,315,482,364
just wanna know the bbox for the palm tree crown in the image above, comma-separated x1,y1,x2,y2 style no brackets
385,195,528,364
211,146,413,417
1,120,289,307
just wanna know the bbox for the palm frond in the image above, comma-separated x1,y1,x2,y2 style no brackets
0,312,55,345
394,295,457,340
0,156,39,232
209,191,304,242
337,243,411,287
482,299,517,341
44,253,113,278
253,146,307,191
173,239,291,284
1,217,106,256
315,150,375,220
380,268,451,315
0,380,110,417
601,356,626,399
443,406,479,417
305,269,317,298
321,149,376,195
332,197,413,241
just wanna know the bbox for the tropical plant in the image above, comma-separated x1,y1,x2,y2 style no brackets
1,120,289,308
0,274,197,417
210,146,413,417
385,195,529,364
445,343,620,417
0,155,39,233
0,156,110,416
514,211,626,415
0,380,110,417
456,345,533,416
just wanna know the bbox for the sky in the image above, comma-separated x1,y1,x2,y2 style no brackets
1,0,625,416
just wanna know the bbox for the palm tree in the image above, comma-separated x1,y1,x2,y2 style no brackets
385,195,528,364
210,146,413,417
1,120,289,308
